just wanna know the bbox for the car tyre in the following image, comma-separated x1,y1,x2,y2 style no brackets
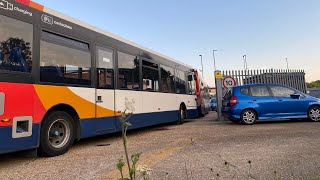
308,106,320,122
240,109,257,125
39,111,75,157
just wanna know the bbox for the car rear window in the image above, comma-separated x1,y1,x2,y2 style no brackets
223,88,233,99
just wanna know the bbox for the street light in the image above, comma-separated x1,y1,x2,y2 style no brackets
243,55,247,70
199,55,204,77
285,58,289,69
213,50,218,71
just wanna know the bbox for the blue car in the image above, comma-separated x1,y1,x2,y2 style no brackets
210,98,217,111
221,84,320,125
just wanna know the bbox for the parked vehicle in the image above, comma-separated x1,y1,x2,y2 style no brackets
222,84,320,125
210,98,217,111
307,88,320,98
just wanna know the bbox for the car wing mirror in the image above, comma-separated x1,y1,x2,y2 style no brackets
290,94,301,99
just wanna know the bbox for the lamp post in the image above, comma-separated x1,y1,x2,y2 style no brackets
243,55,247,71
199,55,203,77
286,58,289,69
213,50,218,71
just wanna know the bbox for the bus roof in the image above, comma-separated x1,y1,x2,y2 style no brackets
15,0,193,71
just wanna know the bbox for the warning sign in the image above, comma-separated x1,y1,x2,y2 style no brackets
215,71,222,79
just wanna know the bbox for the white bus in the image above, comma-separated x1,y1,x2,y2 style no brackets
0,0,204,156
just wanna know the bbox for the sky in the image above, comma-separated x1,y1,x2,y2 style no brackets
33,0,320,86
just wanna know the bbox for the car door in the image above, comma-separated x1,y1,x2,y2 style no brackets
249,86,277,118
269,85,308,117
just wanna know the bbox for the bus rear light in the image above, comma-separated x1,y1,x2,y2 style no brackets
1,118,11,123
230,96,238,106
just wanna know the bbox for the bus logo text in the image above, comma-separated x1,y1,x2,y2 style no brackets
0,0,32,16
41,14,73,30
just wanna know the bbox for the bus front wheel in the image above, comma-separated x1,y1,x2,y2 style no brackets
39,111,76,157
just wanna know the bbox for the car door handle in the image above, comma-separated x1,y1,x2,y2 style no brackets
253,100,257,102
278,99,283,102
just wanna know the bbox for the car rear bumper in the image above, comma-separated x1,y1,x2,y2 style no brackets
222,106,241,119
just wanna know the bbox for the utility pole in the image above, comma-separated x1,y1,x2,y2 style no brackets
243,55,247,70
199,55,203,77
213,50,218,71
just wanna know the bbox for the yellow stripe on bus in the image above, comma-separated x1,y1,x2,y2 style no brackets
34,85,115,119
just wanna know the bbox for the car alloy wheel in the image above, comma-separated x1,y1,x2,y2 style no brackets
241,109,257,125
309,107,320,122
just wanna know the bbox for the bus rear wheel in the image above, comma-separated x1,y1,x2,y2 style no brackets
176,105,186,125
39,111,75,157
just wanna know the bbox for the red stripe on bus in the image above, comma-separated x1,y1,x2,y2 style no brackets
15,0,30,6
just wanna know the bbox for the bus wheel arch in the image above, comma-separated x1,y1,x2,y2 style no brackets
180,102,187,119
39,104,80,156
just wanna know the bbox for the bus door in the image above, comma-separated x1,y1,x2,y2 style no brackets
95,46,116,133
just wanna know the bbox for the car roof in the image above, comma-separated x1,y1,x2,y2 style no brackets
233,84,289,88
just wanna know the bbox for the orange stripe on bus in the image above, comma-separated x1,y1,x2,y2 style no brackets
29,1,44,11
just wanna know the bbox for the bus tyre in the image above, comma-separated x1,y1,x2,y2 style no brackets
39,111,75,157
240,109,257,125
176,105,186,125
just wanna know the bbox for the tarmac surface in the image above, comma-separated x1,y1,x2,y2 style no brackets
0,112,320,180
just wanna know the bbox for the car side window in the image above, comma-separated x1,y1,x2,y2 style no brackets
240,87,249,95
250,86,270,97
270,86,294,97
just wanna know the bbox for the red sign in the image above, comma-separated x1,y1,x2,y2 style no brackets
222,76,236,89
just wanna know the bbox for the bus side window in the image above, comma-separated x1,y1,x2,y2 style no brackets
118,52,140,90
96,47,114,89
40,31,91,86
0,15,33,73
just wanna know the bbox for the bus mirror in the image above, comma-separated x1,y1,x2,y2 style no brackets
188,75,193,81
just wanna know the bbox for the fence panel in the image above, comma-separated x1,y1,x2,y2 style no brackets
220,69,306,93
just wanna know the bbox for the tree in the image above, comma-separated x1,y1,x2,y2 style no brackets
0,37,32,72
306,80,320,88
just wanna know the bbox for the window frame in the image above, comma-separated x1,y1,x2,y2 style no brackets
240,87,250,96
159,64,175,93
141,58,160,92
248,86,272,97
95,44,115,89
39,30,92,87
117,51,141,91
269,85,305,98
0,15,35,83
175,68,187,94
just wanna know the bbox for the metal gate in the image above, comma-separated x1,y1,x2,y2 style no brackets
215,69,307,120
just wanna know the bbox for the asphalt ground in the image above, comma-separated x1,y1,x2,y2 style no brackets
0,112,320,180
